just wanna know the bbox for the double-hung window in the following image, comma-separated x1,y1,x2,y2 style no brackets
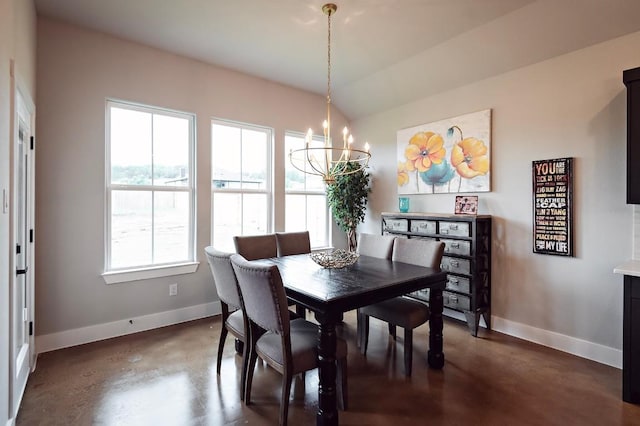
211,119,273,252
105,100,196,282
284,131,330,248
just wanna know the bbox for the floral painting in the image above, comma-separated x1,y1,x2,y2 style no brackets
397,109,491,194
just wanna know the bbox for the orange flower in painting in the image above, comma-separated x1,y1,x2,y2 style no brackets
450,137,489,178
404,132,446,173
397,162,409,186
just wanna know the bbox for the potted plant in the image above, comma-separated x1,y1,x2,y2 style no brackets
326,162,371,252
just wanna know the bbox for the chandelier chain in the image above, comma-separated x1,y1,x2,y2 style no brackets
326,7,332,107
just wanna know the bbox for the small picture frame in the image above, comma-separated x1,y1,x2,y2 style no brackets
455,195,478,215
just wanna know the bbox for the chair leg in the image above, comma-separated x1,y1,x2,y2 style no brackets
388,323,396,340
337,358,348,410
280,369,293,426
361,315,370,355
356,310,362,348
216,326,228,375
404,328,413,377
244,336,259,404
240,338,249,401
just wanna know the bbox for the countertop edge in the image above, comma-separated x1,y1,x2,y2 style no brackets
614,260,640,277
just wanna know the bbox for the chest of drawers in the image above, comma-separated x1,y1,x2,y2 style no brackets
382,212,492,336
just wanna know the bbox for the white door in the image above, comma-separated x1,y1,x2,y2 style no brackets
11,82,35,417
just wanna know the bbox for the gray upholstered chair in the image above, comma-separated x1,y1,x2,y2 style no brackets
359,237,445,376
355,233,396,346
204,246,248,399
230,254,348,425
275,231,311,256
233,234,277,260
357,233,396,259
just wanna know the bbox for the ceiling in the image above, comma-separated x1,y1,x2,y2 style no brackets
34,0,640,120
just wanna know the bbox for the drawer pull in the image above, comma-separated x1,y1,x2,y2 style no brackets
441,229,449,234
451,242,459,248
450,224,458,230
449,278,459,284
450,260,459,267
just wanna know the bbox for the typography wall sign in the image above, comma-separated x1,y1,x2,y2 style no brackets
532,157,573,256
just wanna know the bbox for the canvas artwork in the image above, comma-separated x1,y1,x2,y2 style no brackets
397,109,491,194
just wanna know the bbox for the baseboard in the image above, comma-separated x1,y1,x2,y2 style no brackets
6,418,16,426
491,316,622,369
36,301,222,354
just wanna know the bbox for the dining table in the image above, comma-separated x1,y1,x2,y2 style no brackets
266,253,447,426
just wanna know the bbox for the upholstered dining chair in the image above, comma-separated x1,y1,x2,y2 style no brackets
275,231,311,257
233,234,278,260
355,233,396,346
204,246,248,399
359,237,445,376
230,254,348,426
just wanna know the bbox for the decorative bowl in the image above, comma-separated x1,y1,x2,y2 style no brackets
310,249,359,269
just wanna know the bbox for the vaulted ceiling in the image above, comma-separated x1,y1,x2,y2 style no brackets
35,0,640,119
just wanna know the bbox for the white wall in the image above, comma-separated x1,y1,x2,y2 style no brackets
35,18,349,344
352,31,640,367
1,0,37,423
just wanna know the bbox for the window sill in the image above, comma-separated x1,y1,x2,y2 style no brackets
102,262,200,284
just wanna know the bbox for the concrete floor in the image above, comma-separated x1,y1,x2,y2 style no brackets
17,311,640,425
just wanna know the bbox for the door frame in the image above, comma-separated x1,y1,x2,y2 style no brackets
9,63,35,420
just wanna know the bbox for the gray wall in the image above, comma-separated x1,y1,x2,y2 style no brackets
35,18,348,338
353,30,640,364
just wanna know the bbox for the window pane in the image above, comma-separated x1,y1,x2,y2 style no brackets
154,192,190,264
285,194,306,232
243,194,268,235
212,123,241,189
111,190,152,268
285,135,305,191
307,195,328,247
241,128,268,190
212,193,242,252
153,115,189,187
110,107,152,185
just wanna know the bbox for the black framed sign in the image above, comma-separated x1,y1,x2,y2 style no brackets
532,157,573,256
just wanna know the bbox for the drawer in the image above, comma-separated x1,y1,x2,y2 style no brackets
442,238,471,256
446,274,470,294
410,235,436,242
441,256,471,275
410,220,437,235
443,291,471,311
439,221,470,237
410,289,430,303
383,218,408,232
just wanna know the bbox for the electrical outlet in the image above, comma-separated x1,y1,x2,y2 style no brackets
169,283,178,296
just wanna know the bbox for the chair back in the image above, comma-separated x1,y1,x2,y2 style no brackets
233,234,277,260
357,233,396,259
392,238,445,269
204,246,241,309
276,231,311,256
230,254,290,336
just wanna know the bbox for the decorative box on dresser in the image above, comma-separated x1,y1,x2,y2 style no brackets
381,212,491,336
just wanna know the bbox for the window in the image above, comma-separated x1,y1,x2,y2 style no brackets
105,100,196,281
285,131,330,248
211,119,272,252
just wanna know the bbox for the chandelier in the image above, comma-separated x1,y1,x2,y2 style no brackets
289,3,370,185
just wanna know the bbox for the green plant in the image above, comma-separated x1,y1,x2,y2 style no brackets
326,162,371,251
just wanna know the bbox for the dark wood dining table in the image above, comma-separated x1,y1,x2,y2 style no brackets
266,253,447,426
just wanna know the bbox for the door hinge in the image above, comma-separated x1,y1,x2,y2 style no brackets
16,267,27,275
29,321,33,336
30,229,34,243
16,243,21,254
30,136,34,150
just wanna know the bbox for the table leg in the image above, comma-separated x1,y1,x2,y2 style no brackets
314,312,339,426
428,287,445,369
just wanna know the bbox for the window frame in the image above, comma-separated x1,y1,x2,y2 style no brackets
211,118,274,251
103,99,198,284
284,130,331,249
